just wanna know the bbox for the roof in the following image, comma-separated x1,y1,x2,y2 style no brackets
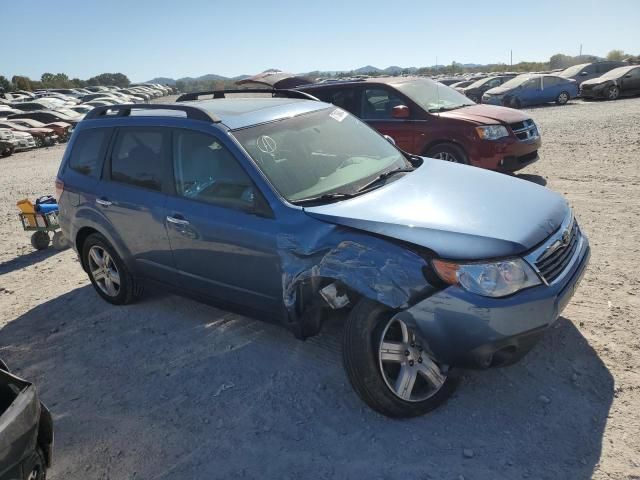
180,97,329,130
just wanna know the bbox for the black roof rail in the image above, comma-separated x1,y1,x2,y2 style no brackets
175,88,318,102
84,103,220,122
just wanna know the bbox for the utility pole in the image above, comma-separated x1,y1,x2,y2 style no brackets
510,50,513,67
579,44,583,57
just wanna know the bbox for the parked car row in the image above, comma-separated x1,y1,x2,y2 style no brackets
0,83,173,157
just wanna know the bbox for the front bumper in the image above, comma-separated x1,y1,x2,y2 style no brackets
468,134,541,172
580,88,607,99
393,233,590,369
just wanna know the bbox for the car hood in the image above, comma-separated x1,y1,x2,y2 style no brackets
438,104,530,125
303,159,568,260
580,78,612,87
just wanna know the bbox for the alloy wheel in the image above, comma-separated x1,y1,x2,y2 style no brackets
432,151,460,163
558,92,569,104
88,245,121,297
608,86,619,100
378,317,446,402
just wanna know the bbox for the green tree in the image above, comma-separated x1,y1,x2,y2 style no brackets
606,49,626,61
11,75,33,91
41,72,56,87
86,72,131,88
0,75,12,93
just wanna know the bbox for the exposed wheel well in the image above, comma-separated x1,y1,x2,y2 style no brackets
75,226,99,271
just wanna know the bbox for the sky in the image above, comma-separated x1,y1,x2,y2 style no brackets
3,0,638,82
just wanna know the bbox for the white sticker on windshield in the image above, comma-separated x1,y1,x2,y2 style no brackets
329,108,348,122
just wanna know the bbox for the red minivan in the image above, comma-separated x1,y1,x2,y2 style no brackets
298,77,541,172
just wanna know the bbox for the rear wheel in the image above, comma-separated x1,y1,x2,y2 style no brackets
425,143,468,164
83,233,142,305
608,85,620,100
30,231,50,250
343,299,457,417
556,91,570,105
1,147,14,158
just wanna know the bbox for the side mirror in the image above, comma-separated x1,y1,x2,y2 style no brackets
383,135,396,145
391,105,410,119
624,74,632,78
580,71,588,76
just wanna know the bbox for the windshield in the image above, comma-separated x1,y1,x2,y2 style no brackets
467,77,492,89
232,108,408,202
393,78,475,112
600,66,634,80
498,75,535,89
560,63,589,78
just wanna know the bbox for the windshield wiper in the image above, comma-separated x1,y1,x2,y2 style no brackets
356,167,415,193
427,104,474,113
293,192,356,206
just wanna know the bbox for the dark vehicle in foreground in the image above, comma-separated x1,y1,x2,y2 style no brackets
559,61,626,86
298,77,541,172
580,65,640,100
483,74,579,108
0,360,53,480
57,95,589,417
9,110,80,127
457,75,516,103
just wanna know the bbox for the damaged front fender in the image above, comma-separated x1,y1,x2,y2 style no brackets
278,223,440,336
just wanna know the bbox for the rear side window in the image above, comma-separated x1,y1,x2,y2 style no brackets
67,128,110,177
111,128,169,191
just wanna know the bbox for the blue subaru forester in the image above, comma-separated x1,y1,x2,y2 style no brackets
56,91,590,417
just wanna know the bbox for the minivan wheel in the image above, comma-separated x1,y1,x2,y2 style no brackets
556,91,570,105
608,86,620,100
425,143,468,165
83,233,142,305
343,299,457,417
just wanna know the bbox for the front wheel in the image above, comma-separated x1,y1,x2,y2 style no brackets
608,86,620,100
23,447,46,480
425,143,468,164
343,299,457,417
556,91,570,105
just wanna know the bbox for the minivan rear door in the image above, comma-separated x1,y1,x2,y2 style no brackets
97,126,175,280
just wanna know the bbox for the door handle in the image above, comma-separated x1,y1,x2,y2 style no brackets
166,216,190,226
96,198,112,207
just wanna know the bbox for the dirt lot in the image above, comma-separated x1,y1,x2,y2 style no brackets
1,97,639,480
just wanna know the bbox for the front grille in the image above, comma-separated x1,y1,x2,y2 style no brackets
510,119,539,141
535,220,580,283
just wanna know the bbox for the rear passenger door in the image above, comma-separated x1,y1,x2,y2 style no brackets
164,128,282,313
97,126,175,280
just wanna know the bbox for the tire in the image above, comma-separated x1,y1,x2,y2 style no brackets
343,299,457,417
425,143,468,164
51,231,68,250
556,91,570,105
607,85,620,100
30,231,50,250
82,233,143,305
24,447,46,480
1,147,14,158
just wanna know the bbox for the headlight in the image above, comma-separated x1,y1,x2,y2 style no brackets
432,258,541,297
475,125,509,140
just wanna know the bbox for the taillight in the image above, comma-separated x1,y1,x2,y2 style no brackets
55,178,64,201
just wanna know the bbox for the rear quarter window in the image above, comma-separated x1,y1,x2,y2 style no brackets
67,128,111,178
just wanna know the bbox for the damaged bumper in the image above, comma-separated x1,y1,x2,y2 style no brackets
393,238,590,369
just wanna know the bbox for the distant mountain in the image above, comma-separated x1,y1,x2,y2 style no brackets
354,65,382,74
177,73,228,82
146,77,177,85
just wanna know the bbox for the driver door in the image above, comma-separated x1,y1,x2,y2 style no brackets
164,128,282,313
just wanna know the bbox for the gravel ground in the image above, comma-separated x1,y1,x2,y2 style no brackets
0,97,639,480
